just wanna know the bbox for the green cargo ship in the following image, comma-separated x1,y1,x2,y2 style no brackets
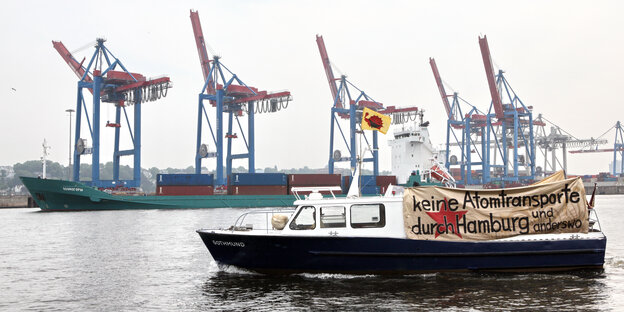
20,177,297,211
21,170,439,211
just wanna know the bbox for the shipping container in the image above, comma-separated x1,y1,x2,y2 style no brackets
360,175,377,188
156,174,214,186
342,175,385,192
229,173,287,186
287,174,341,186
376,175,397,191
227,185,288,195
361,186,380,195
342,176,350,192
156,185,214,196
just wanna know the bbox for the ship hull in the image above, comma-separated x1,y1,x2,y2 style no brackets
197,231,606,274
20,177,296,211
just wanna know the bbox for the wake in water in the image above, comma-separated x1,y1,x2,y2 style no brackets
605,256,624,269
296,273,378,280
207,262,443,279
207,260,259,276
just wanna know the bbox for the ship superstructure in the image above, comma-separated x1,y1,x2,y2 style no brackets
388,112,438,184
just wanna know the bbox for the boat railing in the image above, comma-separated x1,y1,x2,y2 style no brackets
291,186,342,201
589,208,602,232
230,208,296,234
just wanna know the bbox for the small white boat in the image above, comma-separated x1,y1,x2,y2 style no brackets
197,177,606,274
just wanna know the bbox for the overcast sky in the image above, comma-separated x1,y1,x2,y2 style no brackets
1,0,623,175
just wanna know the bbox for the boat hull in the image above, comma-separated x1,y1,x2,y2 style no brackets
20,177,296,211
197,231,607,274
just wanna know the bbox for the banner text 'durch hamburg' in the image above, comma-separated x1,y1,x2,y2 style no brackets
403,177,589,241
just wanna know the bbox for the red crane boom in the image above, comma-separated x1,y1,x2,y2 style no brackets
316,35,341,109
190,10,214,94
52,41,93,84
429,58,452,120
478,35,504,119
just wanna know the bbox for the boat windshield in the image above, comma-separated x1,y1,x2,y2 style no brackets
289,206,316,230
230,208,296,233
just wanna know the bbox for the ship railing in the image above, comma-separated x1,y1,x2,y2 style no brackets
230,208,296,234
291,186,342,201
588,208,602,232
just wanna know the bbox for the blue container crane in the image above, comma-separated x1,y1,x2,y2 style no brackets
479,35,536,186
430,57,487,185
52,39,171,188
316,35,419,176
190,10,292,187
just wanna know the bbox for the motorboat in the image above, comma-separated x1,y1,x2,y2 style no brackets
197,177,606,274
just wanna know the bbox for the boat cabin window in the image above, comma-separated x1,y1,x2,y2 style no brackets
320,206,346,228
289,206,316,230
350,204,386,228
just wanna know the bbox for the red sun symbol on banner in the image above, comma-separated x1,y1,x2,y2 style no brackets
425,197,467,238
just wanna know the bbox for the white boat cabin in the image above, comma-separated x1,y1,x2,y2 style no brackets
281,187,406,238
224,186,408,238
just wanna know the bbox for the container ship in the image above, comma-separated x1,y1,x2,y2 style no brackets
20,172,407,211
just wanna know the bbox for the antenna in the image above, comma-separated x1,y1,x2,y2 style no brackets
41,139,51,179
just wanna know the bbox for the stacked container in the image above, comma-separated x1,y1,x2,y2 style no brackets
376,175,398,194
342,175,385,195
450,168,462,180
359,175,378,194
287,174,342,195
156,174,214,196
228,173,288,195
342,176,350,193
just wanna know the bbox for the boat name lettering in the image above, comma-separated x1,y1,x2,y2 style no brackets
212,240,245,247
62,187,84,192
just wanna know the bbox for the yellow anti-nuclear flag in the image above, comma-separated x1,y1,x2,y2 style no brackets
361,107,391,134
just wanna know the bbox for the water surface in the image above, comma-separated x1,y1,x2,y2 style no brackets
1,196,622,311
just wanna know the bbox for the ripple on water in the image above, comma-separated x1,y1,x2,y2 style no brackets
605,256,624,269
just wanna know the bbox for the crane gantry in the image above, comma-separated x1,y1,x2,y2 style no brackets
316,35,419,177
429,57,489,185
569,121,624,175
191,10,292,187
478,35,536,186
53,39,171,188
